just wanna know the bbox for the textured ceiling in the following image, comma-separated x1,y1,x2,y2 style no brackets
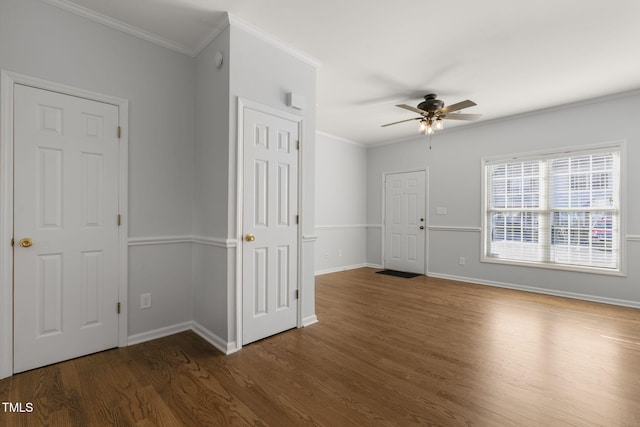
51,0,640,145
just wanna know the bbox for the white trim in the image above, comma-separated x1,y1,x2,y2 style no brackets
315,263,370,276
366,224,383,229
192,16,231,56
303,234,319,242
481,140,626,165
128,235,193,246
127,235,237,248
236,98,305,351
192,236,237,248
368,133,430,148
40,0,196,56
316,131,366,148
301,315,318,327
426,272,640,310
0,72,15,379
227,15,320,68
192,321,238,355
428,226,482,232
127,321,239,355
628,235,640,242
0,70,129,379
316,224,368,230
33,4,322,66
127,322,192,346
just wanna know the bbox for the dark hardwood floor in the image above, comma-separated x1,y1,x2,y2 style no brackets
2,268,640,426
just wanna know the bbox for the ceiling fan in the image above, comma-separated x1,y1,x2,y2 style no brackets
382,94,481,135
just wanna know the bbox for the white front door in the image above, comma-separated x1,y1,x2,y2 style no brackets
242,107,299,345
384,171,426,274
13,84,120,373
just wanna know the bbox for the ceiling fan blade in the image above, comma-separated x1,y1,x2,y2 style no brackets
442,113,482,121
396,104,428,115
381,117,421,127
439,100,476,114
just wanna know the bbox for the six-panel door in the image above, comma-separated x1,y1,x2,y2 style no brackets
242,108,299,345
384,171,426,274
13,84,120,373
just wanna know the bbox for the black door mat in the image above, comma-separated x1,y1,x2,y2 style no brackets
376,269,421,279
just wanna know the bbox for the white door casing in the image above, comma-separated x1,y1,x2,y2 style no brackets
241,105,300,345
384,171,426,274
0,71,128,379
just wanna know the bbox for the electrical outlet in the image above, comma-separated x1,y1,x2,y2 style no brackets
323,252,330,259
459,257,465,266
338,249,343,257
140,293,151,309
436,207,447,215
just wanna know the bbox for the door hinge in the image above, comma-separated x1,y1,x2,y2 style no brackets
297,140,300,150
117,126,121,139
295,289,299,300
11,238,14,247
295,214,299,225
117,214,121,226
117,302,121,314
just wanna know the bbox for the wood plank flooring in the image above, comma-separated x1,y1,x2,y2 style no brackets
2,267,640,426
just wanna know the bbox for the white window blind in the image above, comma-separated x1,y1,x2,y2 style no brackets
484,147,621,271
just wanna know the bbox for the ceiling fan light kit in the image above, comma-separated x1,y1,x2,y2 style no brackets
382,94,482,136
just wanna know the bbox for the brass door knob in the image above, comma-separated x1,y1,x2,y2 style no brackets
245,234,255,242
19,238,33,248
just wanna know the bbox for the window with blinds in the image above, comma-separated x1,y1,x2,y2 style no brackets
483,145,622,272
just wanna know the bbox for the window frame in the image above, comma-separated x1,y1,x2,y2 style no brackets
481,142,626,276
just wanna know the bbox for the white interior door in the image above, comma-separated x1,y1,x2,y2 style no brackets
384,171,426,274
13,84,120,373
242,107,299,345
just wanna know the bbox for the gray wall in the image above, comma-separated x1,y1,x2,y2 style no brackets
0,0,196,337
315,133,368,274
192,26,231,343
367,92,640,306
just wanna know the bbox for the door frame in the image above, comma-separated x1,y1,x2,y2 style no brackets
381,168,429,274
235,97,304,349
0,70,129,379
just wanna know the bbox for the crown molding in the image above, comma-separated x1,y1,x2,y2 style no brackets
227,14,320,68
38,2,322,64
191,15,231,56
40,0,196,56
316,131,366,148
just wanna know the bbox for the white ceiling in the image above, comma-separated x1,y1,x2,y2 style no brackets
49,0,640,145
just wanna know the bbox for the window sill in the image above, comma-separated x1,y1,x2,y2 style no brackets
481,256,626,277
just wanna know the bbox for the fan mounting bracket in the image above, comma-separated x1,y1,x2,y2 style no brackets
417,94,444,112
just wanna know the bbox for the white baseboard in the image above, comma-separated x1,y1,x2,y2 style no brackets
191,321,235,355
127,321,192,346
127,321,237,355
427,271,640,310
315,263,372,276
126,319,323,355
302,315,318,327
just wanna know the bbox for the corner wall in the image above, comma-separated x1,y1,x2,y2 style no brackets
315,133,368,274
228,19,318,334
192,25,232,347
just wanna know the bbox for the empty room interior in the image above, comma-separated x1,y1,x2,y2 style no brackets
1,0,639,425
